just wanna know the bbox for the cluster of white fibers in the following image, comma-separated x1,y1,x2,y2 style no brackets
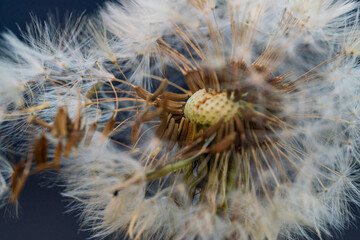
60,135,178,240
97,0,198,89
0,155,13,209
1,0,360,240
0,15,114,155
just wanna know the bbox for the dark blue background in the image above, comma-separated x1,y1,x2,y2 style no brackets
0,1,359,240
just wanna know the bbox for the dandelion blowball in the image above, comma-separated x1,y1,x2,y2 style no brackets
1,0,360,240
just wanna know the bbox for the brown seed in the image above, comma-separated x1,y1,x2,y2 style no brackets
185,71,202,93
160,92,189,101
243,121,255,146
10,158,31,203
229,118,235,134
225,121,230,136
34,132,48,167
52,107,68,138
140,108,163,122
217,123,225,142
85,122,97,147
66,114,74,135
10,161,24,190
64,131,81,158
180,137,205,158
148,79,168,102
178,118,189,147
170,115,183,121
194,129,204,139
131,119,141,145
167,123,179,151
155,99,185,108
178,117,185,134
234,114,244,134
189,70,205,90
102,117,116,138
203,68,218,90
135,86,153,100
155,99,185,115
202,118,224,139
162,118,175,140
180,147,203,159
185,122,195,145
155,115,168,138
206,132,236,153
267,76,283,86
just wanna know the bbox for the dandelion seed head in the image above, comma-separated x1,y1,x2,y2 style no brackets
1,0,360,239
184,89,239,126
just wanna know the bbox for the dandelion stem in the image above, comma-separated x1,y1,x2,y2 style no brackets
145,157,197,181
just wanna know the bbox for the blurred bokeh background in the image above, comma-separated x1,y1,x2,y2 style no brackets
0,1,359,239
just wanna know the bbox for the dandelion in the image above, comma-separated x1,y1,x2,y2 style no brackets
1,0,360,239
